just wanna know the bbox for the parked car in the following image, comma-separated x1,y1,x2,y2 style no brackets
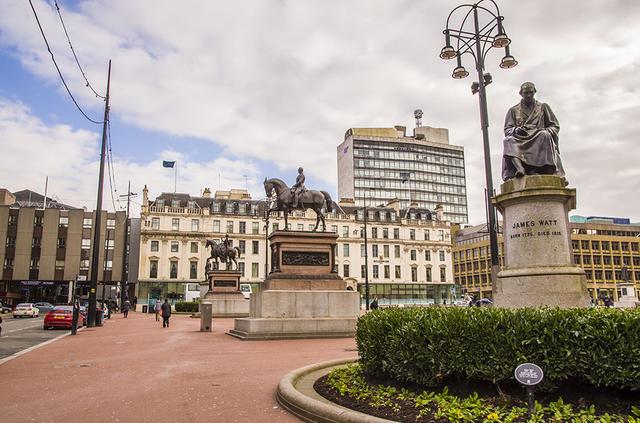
475,298,493,307
43,306,86,330
35,302,55,314
13,303,40,318
0,302,12,314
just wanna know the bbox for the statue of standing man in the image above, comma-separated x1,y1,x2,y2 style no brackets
502,82,565,181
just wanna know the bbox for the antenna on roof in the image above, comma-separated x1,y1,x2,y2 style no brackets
43,176,49,210
414,109,423,128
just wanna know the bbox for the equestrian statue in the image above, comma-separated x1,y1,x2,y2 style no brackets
264,167,333,232
205,234,241,270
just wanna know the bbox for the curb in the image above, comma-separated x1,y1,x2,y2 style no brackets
276,358,395,423
0,326,85,367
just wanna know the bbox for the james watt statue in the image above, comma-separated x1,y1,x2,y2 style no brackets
502,82,566,181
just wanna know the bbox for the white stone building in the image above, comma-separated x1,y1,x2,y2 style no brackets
136,186,455,308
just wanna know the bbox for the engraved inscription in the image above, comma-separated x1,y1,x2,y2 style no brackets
213,280,236,288
282,251,330,266
510,218,562,239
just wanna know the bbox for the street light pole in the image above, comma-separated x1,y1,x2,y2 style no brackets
119,181,137,309
363,199,369,310
440,1,517,292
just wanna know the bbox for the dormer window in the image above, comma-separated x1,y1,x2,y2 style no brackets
156,199,165,207
171,200,180,208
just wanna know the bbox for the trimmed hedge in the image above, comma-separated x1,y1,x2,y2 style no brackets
174,301,199,312
356,307,640,391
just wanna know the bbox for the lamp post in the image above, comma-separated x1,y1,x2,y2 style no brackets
440,0,517,288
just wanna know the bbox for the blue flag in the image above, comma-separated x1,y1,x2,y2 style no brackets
162,160,176,168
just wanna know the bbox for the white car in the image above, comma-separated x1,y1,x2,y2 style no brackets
13,303,40,318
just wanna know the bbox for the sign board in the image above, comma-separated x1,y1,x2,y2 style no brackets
77,275,87,281
514,363,544,386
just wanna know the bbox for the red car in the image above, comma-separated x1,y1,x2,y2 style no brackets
43,306,86,330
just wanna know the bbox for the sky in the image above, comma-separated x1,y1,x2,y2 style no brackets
0,0,638,224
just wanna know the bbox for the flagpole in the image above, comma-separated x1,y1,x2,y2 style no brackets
174,160,177,193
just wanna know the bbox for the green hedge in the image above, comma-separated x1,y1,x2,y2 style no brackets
356,307,640,391
174,301,199,312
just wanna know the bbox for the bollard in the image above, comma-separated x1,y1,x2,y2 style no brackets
200,302,213,332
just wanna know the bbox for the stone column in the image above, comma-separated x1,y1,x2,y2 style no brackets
493,175,589,308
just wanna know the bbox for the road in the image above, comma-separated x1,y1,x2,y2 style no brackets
0,314,66,360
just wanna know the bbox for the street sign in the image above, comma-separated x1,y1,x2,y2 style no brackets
514,363,544,386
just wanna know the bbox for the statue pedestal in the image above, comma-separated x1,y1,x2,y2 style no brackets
615,283,639,308
229,231,359,340
202,270,249,317
493,175,589,308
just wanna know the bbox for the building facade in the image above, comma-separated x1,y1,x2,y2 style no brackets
137,186,456,309
453,217,640,301
0,189,129,306
337,124,468,224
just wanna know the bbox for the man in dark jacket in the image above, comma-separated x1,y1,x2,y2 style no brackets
160,299,172,328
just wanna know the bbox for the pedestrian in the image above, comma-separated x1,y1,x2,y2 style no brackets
161,299,172,328
154,299,162,322
0,314,3,337
122,298,131,318
370,296,379,310
132,296,138,311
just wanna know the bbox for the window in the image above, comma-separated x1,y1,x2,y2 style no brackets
343,264,350,277
57,238,66,248
425,250,431,261
192,219,200,232
252,240,259,254
171,200,180,208
342,226,349,237
212,202,220,213
394,245,400,258
361,265,366,278
383,245,389,258
8,215,17,225
410,250,417,261
371,228,378,238
395,265,401,279
331,225,338,234
343,244,350,257
439,250,446,261
252,263,259,278
81,238,91,248
393,228,400,239
30,258,40,270
410,229,416,240
170,261,178,279
239,221,246,234
411,267,417,282
83,217,92,228
190,242,198,253
239,240,246,254
151,218,160,230
59,216,68,227
190,261,198,279
297,224,304,231
361,244,366,257
104,260,113,270
426,267,432,282
188,201,196,209
171,241,179,253
171,218,179,231
31,237,41,248
384,265,390,279
439,230,445,241
34,215,43,226
383,228,389,239
80,260,90,270
107,218,116,229
4,258,14,269
424,230,430,240
372,265,379,279
251,222,259,234
105,239,115,249
372,245,378,257
226,221,234,233
151,241,159,252
213,220,220,232
440,267,447,282
5,237,15,247
238,262,245,277
272,223,279,232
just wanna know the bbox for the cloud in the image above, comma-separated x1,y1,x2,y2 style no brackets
0,0,639,222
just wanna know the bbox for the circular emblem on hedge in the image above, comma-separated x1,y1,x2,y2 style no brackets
514,363,544,386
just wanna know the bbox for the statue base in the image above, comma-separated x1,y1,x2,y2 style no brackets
229,231,359,340
492,175,589,308
202,270,249,317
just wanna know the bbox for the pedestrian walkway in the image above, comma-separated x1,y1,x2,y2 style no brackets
0,311,358,422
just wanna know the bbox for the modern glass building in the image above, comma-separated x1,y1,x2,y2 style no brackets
337,125,468,224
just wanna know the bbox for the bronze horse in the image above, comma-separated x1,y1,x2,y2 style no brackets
205,239,241,270
263,178,333,231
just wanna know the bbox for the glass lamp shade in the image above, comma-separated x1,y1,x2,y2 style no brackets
452,66,469,79
439,45,457,60
499,55,518,69
492,33,511,48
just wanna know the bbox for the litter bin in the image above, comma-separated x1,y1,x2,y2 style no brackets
142,304,148,313
95,308,103,326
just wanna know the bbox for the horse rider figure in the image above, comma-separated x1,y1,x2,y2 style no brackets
291,167,305,208
221,234,231,262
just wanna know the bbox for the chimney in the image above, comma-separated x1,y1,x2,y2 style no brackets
386,198,401,212
203,188,211,198
435,204,444,221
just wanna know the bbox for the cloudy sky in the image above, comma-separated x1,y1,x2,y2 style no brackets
0,0,638,223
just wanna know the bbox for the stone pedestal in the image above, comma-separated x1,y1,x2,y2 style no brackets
615,283,639,308
202,270,249,317
492,175,589,308
229,231,360,340
200,302,212,332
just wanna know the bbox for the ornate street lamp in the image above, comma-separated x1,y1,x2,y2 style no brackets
440,0,517,290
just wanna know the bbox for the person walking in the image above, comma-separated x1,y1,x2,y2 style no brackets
0,314,3,337
122,298,131,318
161,299,172,328
154,299,162,322
370,296,379,310
132,296,138,311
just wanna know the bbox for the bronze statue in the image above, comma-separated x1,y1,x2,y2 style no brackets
291,167,306,207
502,82,565,181
263,177,333,231
205,238,241,270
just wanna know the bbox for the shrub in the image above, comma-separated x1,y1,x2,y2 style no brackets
356,307,640,391
174,301,199,312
